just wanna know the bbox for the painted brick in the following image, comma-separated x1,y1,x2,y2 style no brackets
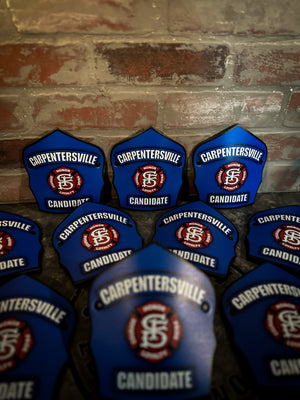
0,98,24,130
261,162,300,192
163,92,283,129
0,7,17,35
284,92,300,127
0,173,34,203
91,135,127,159
234,47,300,85
262,133,300,161
169,0,300,35
160,132,207,159
32,94,158,129
7,0,167,34
0,44,89,87
95,43,229,84
0,139,32,169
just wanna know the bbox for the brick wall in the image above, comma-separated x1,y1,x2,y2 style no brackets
0,0,299,203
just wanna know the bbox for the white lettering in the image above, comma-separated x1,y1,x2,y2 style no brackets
171,249,217,268
59,212,128,241
116,149,182,166
0,381,35,400
47,197,90,209
0,258,26,271
0,298,67,325
0,220,31,232
28,151,98,167
261,247,300,266
231,283,300,311
209,193,248,204
199,145,263,164
128,196,169,207
116,370,194,391
82,250,132,273
269,358,300,377
98,274,206,307
257,214,300,224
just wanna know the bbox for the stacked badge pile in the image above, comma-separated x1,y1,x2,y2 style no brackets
11,123,280,398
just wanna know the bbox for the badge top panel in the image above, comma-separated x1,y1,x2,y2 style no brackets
23,129,105,213
111,127,186,210
193,125,267,208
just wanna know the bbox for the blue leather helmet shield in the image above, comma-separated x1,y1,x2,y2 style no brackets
89,244,216,400
223,263,300,387
247,205,300,272
0,212,41,277
153,201,237,276
23,129,105,213
53,202,142,283
0,275,75,400
111,127,186,210
193,125,267,208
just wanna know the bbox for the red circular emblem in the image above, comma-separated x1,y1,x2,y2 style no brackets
48,167,83,196
125,301,182,363
81,223,119,251
0,231,15,257
216,161,247,191
176,222,213,249
273,225,300,251
265,301,300,350
133,164,166,194
0,318,34,373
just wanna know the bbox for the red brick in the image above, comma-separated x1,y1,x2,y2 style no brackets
169,0,300,35
284,92,300,127
8,0,167,34
32,94,158,129
0,98,24,130
0,44,89,87
262,133,300,161
95,43,229,84
261,163,299,192
91,135,127,158
0,173,34,203
0,139,33,169
163,92,283,129
0,8,17,34
234,47,300,85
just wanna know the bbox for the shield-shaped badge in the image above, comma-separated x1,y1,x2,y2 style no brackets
0,212,41,277
193,125,267,208
53,202,142,283
23,129,106,213
89,243,216,399
247,205,300,272
0,275,75,400
153,201,237,276
223,263,300,387
111,127,186,210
